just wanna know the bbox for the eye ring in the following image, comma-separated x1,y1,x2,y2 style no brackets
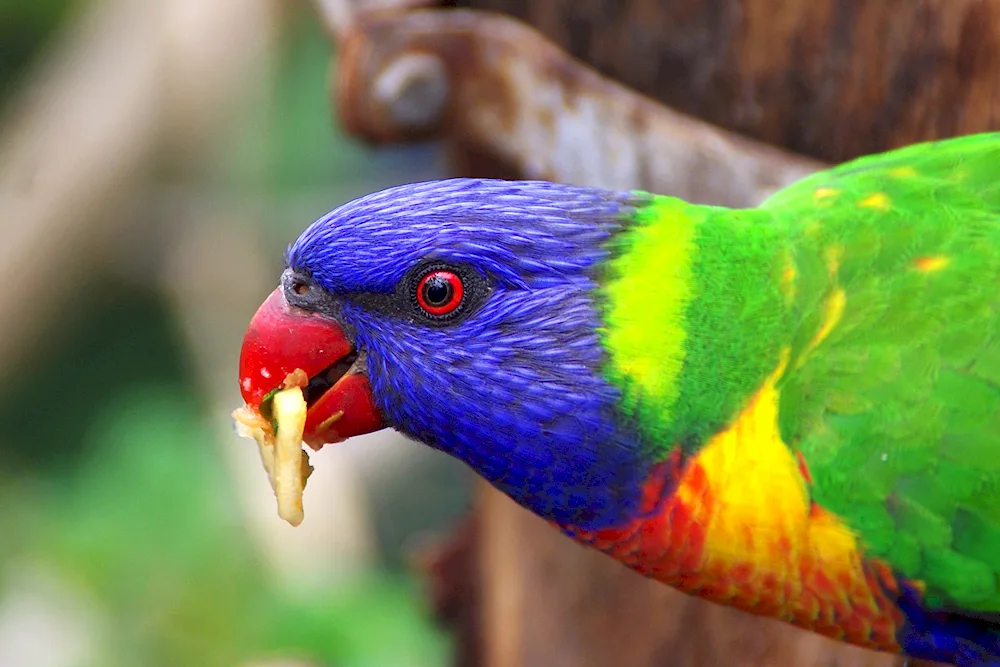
415,270,464,317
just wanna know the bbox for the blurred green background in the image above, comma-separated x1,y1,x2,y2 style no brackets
0,1,471,665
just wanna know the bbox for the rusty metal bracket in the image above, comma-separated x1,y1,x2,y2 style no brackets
332,8,825,207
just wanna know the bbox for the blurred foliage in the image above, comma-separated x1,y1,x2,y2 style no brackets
0,2,453,665
0,0,78,103
26,388,442,667
266,9,374,192
0,286,191,473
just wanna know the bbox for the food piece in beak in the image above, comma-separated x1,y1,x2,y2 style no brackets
233,371,314,526
238,287,383,445
234,286,384,526
271,382,309,525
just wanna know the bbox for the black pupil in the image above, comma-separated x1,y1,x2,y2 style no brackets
423,276,453,306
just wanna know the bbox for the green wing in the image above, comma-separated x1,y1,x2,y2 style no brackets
764,133,1000,612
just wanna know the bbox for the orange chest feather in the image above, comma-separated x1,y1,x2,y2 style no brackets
566,356,907,652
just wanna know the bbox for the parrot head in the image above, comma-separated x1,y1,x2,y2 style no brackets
238,179,649,526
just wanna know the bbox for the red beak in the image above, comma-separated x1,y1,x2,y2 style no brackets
238,288,383,448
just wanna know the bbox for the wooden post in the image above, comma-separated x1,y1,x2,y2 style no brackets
464,0,1000,162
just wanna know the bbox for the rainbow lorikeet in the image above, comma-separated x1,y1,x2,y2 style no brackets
236,133,1000,666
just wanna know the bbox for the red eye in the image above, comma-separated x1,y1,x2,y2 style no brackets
416,270,464,316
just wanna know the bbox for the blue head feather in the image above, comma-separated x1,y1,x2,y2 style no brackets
288,178,652,529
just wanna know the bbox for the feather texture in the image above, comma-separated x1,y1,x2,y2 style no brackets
593,133,1000,664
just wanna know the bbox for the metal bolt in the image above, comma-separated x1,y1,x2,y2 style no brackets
372,52,449,130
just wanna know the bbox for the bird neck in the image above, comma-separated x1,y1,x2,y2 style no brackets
433,198,791,530
600,196,792,456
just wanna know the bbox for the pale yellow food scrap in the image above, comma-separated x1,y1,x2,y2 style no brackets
232,371,314,527
272,387,309,526
232,406,277,485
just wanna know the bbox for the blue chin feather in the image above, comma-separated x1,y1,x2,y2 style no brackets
337,245,652,531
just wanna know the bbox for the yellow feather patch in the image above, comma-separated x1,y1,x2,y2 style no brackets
780,251,797,304
824,245,842,277
803,219,822,238
913,255,950,272
801,287,846,362
602,198,697,416
677,352,900,648
858,192,891,210
681,352,808,592
889,166,917,178
813,187,840,205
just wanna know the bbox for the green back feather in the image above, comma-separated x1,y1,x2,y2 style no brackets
765,133,1000,611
